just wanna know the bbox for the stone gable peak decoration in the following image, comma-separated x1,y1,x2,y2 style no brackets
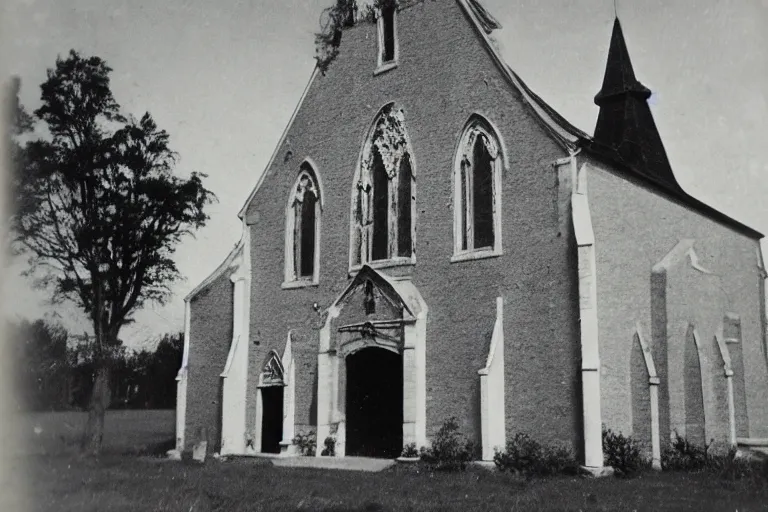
337,319,405,356
262,352,285,386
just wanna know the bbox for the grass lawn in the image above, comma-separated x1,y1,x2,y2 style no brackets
5,410,768,511
11,409,175,456
18,455,768,511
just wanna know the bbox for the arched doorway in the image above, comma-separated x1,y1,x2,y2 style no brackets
258,351,286,454
345,347,403,458
260,386,284,453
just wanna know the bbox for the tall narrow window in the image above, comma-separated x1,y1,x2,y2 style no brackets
382,6,396,63
371,148,389,261
284,163,321,287
472,136,494,249
376,3,398,71
453,117,503,259
397,154,413,257
351,104,415,269
298,191,316,277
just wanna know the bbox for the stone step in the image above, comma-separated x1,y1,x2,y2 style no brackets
736,438,768,459
271,456,396,472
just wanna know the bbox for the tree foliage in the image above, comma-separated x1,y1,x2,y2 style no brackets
6,77,35,221
13,51,212,354
118,332,183,409
8,318,184,412
11,50,214,453
9,318,71,411
9,76,34,136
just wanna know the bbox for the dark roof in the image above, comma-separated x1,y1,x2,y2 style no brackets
506,66,590,140
502,16,762,238
594,19,651,103
592,18,685,197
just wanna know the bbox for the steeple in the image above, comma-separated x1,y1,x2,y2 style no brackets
593,18,681,193
594,18,651,105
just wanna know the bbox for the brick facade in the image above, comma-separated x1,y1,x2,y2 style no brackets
178,0,767,462
184,272,233,453
243,0,580,451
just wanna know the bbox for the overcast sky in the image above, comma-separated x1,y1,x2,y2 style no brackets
3,0,767,350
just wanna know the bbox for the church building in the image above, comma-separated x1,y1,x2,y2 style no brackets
173,0,768,469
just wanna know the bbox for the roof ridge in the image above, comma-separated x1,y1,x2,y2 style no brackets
466,0,503,33
456,0,583,149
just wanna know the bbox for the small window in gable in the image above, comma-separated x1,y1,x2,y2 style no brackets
376,2,398,71
453,117,503,260
382,6,396,62
284,162,321,287
351,103,415,270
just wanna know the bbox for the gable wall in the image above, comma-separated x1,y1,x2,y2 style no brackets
184,273,233,453
586,157,768,449
244,0,580,449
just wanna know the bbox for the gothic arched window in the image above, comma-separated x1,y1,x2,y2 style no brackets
351,103,415,269
453,116,503,260
284,162,321,287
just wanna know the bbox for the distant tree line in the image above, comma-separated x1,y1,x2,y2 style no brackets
9,318,183,411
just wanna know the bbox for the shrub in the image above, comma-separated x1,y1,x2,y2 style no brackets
659,433,768,485
419,417,475,471
538,444,580,476
494,433,579,477
494,433,542,475
321,436,336,457
661,433,709,471
602,426,646,476
711,449,750,478
293,430,317,456
705,448,768,486
400,443,419,458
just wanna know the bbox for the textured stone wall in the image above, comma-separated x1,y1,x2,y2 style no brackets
662,257,729,446
243,0,581,451
586,157,768,449
184,272,233,453
630,333,652,453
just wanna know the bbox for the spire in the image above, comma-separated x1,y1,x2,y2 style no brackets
592,17,682,194
594,18,650,104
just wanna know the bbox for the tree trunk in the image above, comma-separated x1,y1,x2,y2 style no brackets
81,365,111,456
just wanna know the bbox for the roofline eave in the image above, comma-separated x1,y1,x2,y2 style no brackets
578,139,763,240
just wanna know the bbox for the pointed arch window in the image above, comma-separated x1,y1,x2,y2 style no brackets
351,104,415,270
453,117,503,261
284,162,321,288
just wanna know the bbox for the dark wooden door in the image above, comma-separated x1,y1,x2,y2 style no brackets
261,386,284,454
345,348,403,458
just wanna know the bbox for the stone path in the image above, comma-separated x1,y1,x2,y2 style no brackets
737,438,768,459
271,456,396,472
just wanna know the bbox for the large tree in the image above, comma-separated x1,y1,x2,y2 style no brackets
11,51,214,455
